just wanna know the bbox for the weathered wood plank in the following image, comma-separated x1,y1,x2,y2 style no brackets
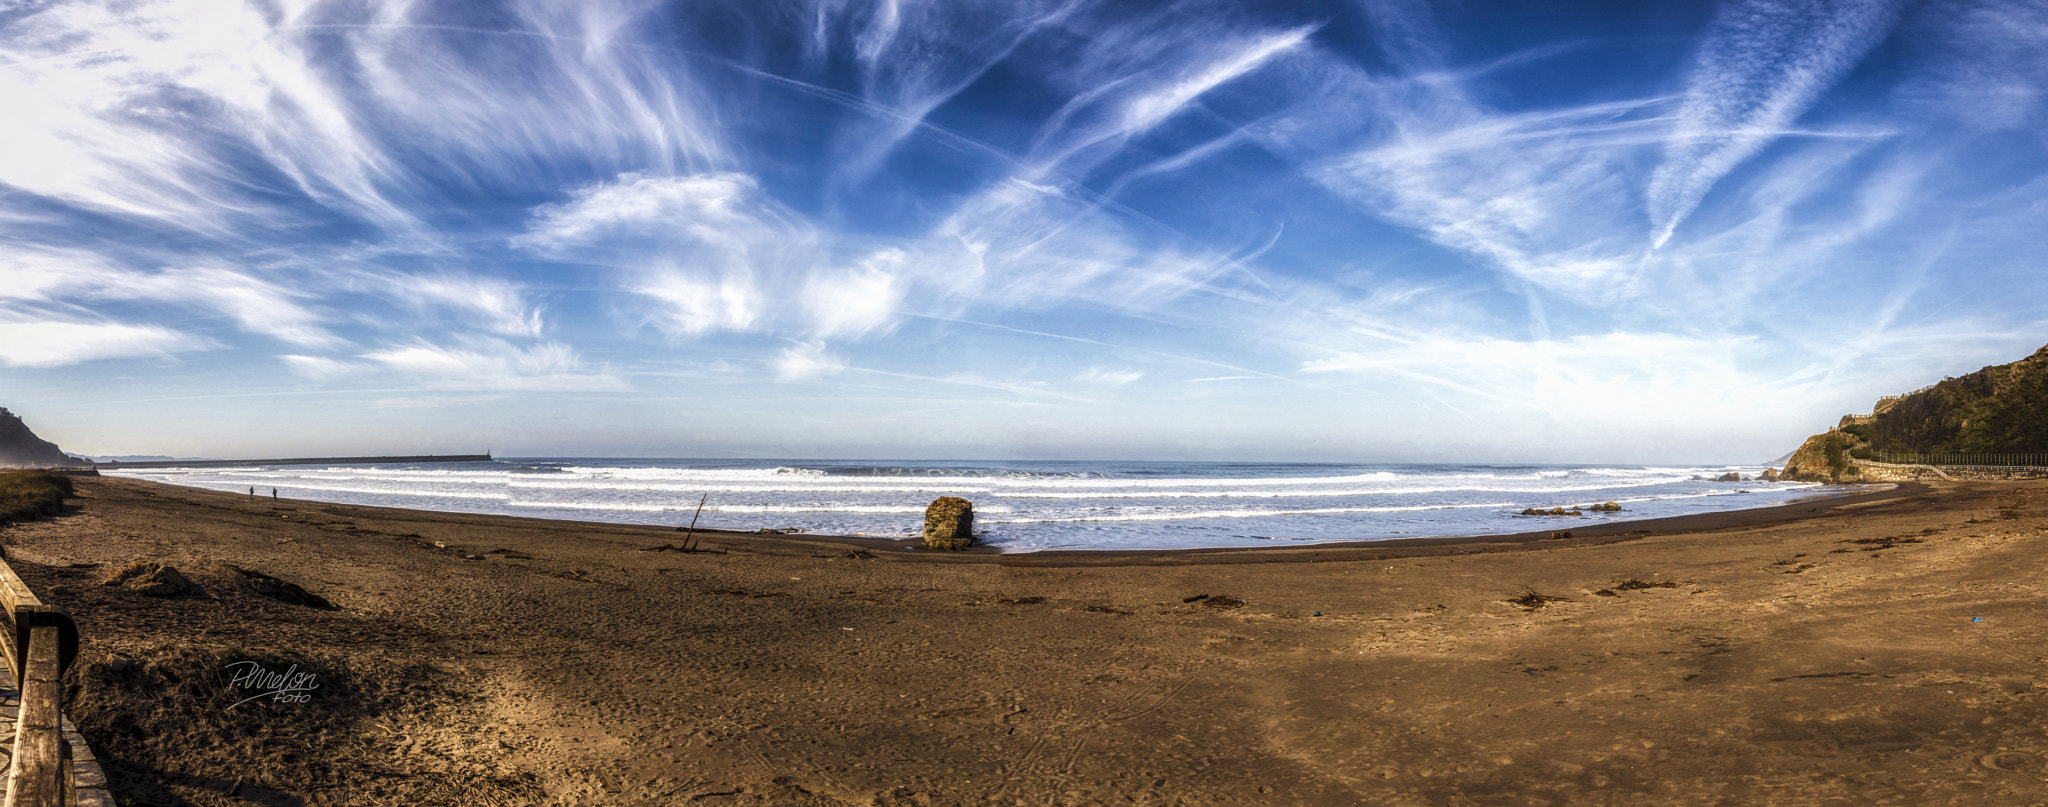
4,626,63,807
0,562,41,616
0,559,43,685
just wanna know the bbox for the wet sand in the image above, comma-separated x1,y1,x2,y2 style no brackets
8,475,2047,806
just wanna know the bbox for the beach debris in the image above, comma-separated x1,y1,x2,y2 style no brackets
756,527,804,535
1204,595,1247,609
1973,617,1984,623
921,496,975,551
639,542,725,555
1312,610,1323,617
1085,605,1129,615
215,564,334,609
680,493,709,552
1595,589,1619,597
1612,578,1681,591
1840,535,1922,552
1507,587,1568,610
1182,594,1210,603
104,561,199,597
1548,531,1573,540
1002,596,1047,605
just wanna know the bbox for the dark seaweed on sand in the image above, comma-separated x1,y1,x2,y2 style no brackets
1507,588,1568,610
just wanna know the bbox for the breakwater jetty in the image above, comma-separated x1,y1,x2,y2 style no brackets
96,453,492,469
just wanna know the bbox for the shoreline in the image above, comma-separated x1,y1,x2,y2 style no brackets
96,460,1821,557
104,474,1910,564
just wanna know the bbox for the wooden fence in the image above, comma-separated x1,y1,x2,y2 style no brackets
0,557,79,807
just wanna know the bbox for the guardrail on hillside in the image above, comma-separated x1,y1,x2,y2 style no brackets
1877,453,2048,468
0,555,82,807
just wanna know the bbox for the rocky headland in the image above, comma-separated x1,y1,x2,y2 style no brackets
0,407,89,468
1780,344,2048,482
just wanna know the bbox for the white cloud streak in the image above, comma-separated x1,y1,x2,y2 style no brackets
0,316,204,368
775,341,847,382
1647,0,1907,248
393,274,546,339
361,339,628,392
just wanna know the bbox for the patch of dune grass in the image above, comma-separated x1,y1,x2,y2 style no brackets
0,470,73,526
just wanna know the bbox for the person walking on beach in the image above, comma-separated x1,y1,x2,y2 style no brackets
249,486,255,499
272,488,278,500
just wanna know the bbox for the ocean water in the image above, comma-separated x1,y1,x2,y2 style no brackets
101,459,1837,552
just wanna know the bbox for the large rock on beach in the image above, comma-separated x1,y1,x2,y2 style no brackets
104,562,197,597
1758,467,1781,482
922,497,975,551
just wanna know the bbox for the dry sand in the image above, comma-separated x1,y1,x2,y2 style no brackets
5,475,2047,806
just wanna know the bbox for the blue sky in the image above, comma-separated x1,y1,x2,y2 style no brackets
1,0,2044,463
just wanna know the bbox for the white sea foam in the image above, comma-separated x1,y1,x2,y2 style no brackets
505,480,1000,495
993,478,1692,499
503,501,1009,515
555,466,827,479
986,501,1515,524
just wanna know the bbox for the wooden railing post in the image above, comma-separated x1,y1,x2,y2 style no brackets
4,626,64,806
0,551,83,807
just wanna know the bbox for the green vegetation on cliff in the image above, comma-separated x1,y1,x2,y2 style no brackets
1871,345,2048,454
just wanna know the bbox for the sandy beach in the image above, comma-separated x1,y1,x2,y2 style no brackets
7,475,2047,806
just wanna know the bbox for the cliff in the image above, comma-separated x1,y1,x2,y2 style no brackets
1778,343,2048,482
1779,432,1855,484
0,408,88,468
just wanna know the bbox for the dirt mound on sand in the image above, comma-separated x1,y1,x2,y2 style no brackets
65,644,539,807
213,563,334,609
103,561,199,597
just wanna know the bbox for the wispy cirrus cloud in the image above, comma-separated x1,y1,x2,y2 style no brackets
1075,366,1143,386
774,340,847,382
360,339,628,392
515,173,765,253
1021,19,1317,183
0,0,418,239
803,249,905,337
0,246,338,349
0,316,204,368
389,274,546,339
103,265,341,348
1647,0,1908,248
